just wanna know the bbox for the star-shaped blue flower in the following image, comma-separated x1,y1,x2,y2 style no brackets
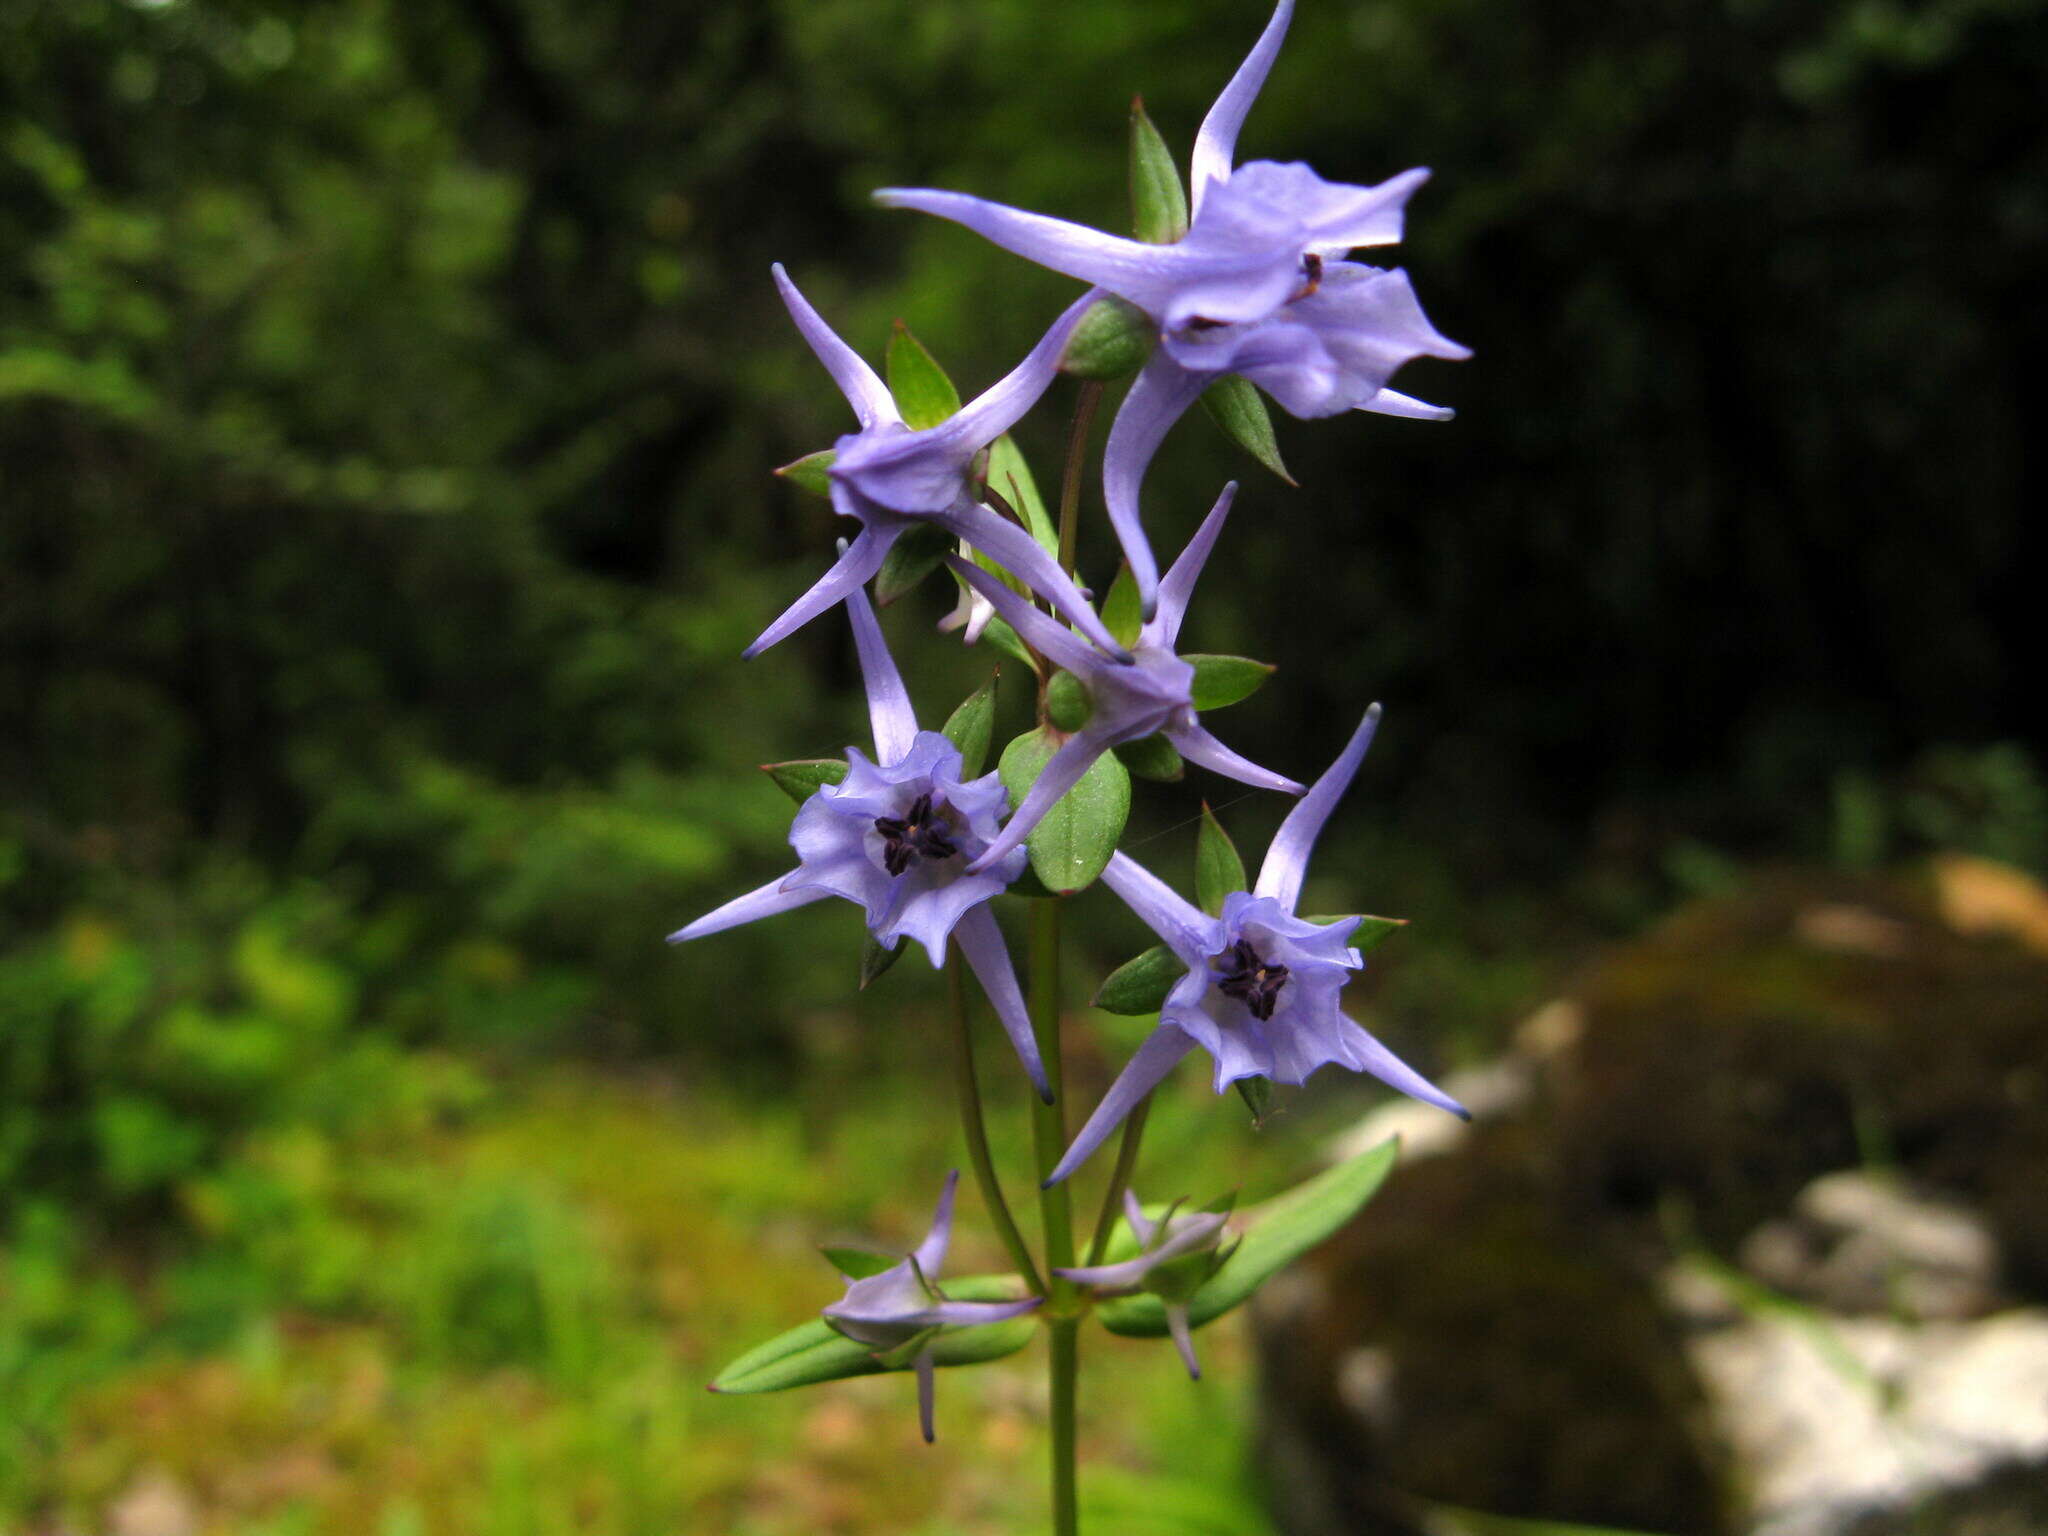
1047,705,1467,1185
670,580,1050,1100
1053,1189,1232,1379
875,0,1468,616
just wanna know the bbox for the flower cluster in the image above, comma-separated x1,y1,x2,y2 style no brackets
691,0,1470,1450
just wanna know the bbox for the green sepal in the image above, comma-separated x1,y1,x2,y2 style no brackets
872,1324,942,1371
1061,296,1154,381
998,726,1131,895
941,674,999,779
1101,563,1145,649
1235,1077,1278,1126
1302,914,1409,952
763,759,848,804
984,434,1057,557
821,1246,897,1280
1114,734,1184,783
886,321,961,429
1129,96,1190,244
874,522,954,606
1200,375,1293,484
1097,1136,1400,1339
1195,802,1247,917
775,449,835,498
1045,670,1093,732
1092,943,1184,1015
978,616,1039,674
712,1274,1039,1394
1187,654,1276,711
859,932,904,990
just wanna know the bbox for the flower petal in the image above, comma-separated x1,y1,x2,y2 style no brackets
946,557,1102,678
922,288,1101,458
666,869,830,943
1164,722,1303,796
1148,481,1237,651
1167,1302,1203,1379
845,581,919,764
1361,385,1455,421
773,263,899,431
1045,1025,1196,1187
1100,850,1212,958
916,1348,937,1444
1337,1011,1469,1119
914,1169,960,1277
966,723,1121,876
744,523,899,658
1102,353,1211,619
954,905,1052,1102
939,499,1128,661
1189,0,1294,216
1254,704,1379,909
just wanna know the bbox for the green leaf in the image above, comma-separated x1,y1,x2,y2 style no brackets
1200,376,1293,484
885,321,961,429
1101,563,1144,649
1129,97,1189,243
1092,943,1184,1015
984,434,1058,557
874,521,955,606
1195,803,1247,917
763,759,848,804
859,932,904,990
1060,296,1153,382
1235,1077,1278,1126
1098,1136,1400,1339
998,726,1131,895
775,449,835,498
941,674,999,779
1186,654,1276,711
1114,734,1184,783
820,1246,896,1280
978,616,1039,673
711,1274,1038,1394
1045,670,1092,732
1302,914,1409,952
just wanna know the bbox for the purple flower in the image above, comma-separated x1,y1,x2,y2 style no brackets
1053,1190,1232,1378
670,581,1052,1100
824,1171,1044,1443
875,0,1468,614
946,482,1302,874
1047,705,1466,1185
751,264,1129,661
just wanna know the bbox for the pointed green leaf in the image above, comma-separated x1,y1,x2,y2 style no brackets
1101,563,1145,649
1092,943,1185,1015
998,726,1131,895
711,1274,1039,1393
859,932,904,990
886,321,961,430
1060,296,1154,381
1200,375,1293,484
1186,654,1276,712
1195,803,1247,917
775,449,835,498
1114,734,1184,783
978,616,1039,673
984,434,1058,557
1097,1136,1400,1339
1302,914,1409,952
1129,97,1189,244
763,759,848,804
941,674,999,779
874,521,955,606
1235,1077,1278,1126
821,1246,897,1280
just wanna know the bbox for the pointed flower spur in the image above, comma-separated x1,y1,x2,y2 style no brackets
1054,1190,1233,1379
823,1171,1044,1443
876,0,1468,614
670,582,1052,1099
1047,705,1467,1185
947,481,1302,874
751,264,1130,661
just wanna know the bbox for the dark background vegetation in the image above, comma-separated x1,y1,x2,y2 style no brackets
0,0,2040,1528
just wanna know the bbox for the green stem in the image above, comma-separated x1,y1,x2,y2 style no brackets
1056,381,1104,576
1085,1092,1152,1266
947,945,1046,1297
1028,899,1080,1535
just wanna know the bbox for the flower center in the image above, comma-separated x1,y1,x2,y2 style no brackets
1293,251,1323,302
1214,938,1290,1021
874,792,960,877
